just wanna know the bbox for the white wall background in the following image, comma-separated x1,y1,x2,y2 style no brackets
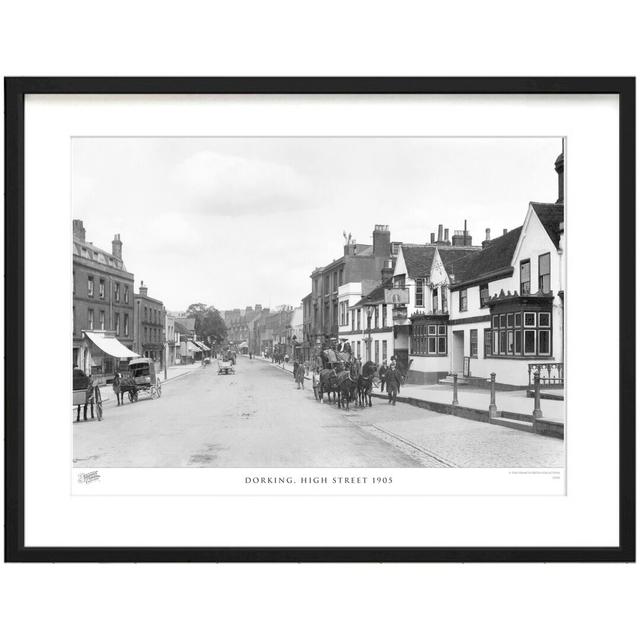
1,2,638,640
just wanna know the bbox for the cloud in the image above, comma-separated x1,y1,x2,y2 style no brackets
172,151,315,215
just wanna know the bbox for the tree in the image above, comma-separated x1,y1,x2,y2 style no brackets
185,303,227,344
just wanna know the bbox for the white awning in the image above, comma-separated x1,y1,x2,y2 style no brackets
83,331,140,358
238,341,248,348
187,340,203,352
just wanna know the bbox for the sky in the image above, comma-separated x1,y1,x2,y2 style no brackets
72,137,562,312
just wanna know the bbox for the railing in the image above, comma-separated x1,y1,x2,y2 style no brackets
528,363,564,387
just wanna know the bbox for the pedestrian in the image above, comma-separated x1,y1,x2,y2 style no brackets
379,359,388,393
384,363,402,406
295,361,305,390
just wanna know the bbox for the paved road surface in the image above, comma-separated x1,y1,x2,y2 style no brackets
73,357,564,468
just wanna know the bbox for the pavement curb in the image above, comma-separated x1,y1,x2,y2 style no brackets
100,367,200,404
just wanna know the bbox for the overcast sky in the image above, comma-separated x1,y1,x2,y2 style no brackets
72,137,561,312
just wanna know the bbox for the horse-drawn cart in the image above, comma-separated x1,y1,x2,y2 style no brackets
73,368,103,421
218,359,235,375
121,357,162,402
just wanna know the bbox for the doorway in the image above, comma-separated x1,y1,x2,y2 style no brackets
451,330,464,373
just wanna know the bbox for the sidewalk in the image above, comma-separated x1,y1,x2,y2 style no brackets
99,362,202,403
378,384,565,423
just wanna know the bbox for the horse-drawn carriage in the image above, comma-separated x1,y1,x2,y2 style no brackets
217,358,235,375
73,368,103,421
119,357,162,402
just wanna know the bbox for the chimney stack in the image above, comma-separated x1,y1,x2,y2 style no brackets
430,232,435,244
372,224,391,257
444,228,450,243
485,228,491,242
72,219,86,243
437,224,443,243
139,280,148,297
112,233,122,259
555,151,564,204
503,228,508,236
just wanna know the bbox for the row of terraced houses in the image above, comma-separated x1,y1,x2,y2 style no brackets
297,151,565,389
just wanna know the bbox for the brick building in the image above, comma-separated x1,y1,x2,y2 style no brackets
133,281,166,365
303,224,398,353
72,219,136,374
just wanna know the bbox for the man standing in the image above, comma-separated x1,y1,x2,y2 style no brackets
384,362,402,406
379,359,388,393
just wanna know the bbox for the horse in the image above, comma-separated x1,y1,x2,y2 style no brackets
112,371,125,406
357,361,378,408
336,368,358,411
318,363,343,403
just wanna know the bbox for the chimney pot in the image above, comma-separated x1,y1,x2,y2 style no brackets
72,219,86,243
503,228,508,236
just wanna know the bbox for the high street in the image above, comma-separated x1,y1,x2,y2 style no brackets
73,357,563,468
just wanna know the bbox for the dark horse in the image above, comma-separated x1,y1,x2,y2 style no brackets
318,362,343,403
336,366,359,411
357,361,378,407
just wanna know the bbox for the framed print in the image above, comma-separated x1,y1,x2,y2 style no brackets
4,77,635,562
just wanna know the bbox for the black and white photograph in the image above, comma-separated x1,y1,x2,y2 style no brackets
71,136,566,474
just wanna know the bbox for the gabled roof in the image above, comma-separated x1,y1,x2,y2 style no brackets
401,245,436,279
531,202,564,249
450,227,523,286
437,247,482,276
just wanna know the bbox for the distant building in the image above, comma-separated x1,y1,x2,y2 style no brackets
72,219,136,376
133,281,166,365
304,225,398,354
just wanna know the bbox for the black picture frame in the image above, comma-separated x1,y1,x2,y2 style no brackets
4,77,635,563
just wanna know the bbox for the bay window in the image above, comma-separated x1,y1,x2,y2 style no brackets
488,308,552,358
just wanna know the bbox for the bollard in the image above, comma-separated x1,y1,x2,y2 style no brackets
533,371,543,419
452,373,459,406
488,372,497,418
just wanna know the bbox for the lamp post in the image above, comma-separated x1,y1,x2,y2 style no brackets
365,303,375,361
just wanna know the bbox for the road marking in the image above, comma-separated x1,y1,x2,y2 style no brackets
342,415,458,468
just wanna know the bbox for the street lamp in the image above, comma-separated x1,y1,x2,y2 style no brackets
365,302,375,361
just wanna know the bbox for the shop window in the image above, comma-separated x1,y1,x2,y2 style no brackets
538,253,551,293
492,315,499,329
515,330,522,354
438,337,447,354
470,329,478,358
524,312,536,327
484,329,492,357
382,341,387,362
499,314,506,328
514,312,522,327
520,260,531,294
507,330,514,354
507,313,514,328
